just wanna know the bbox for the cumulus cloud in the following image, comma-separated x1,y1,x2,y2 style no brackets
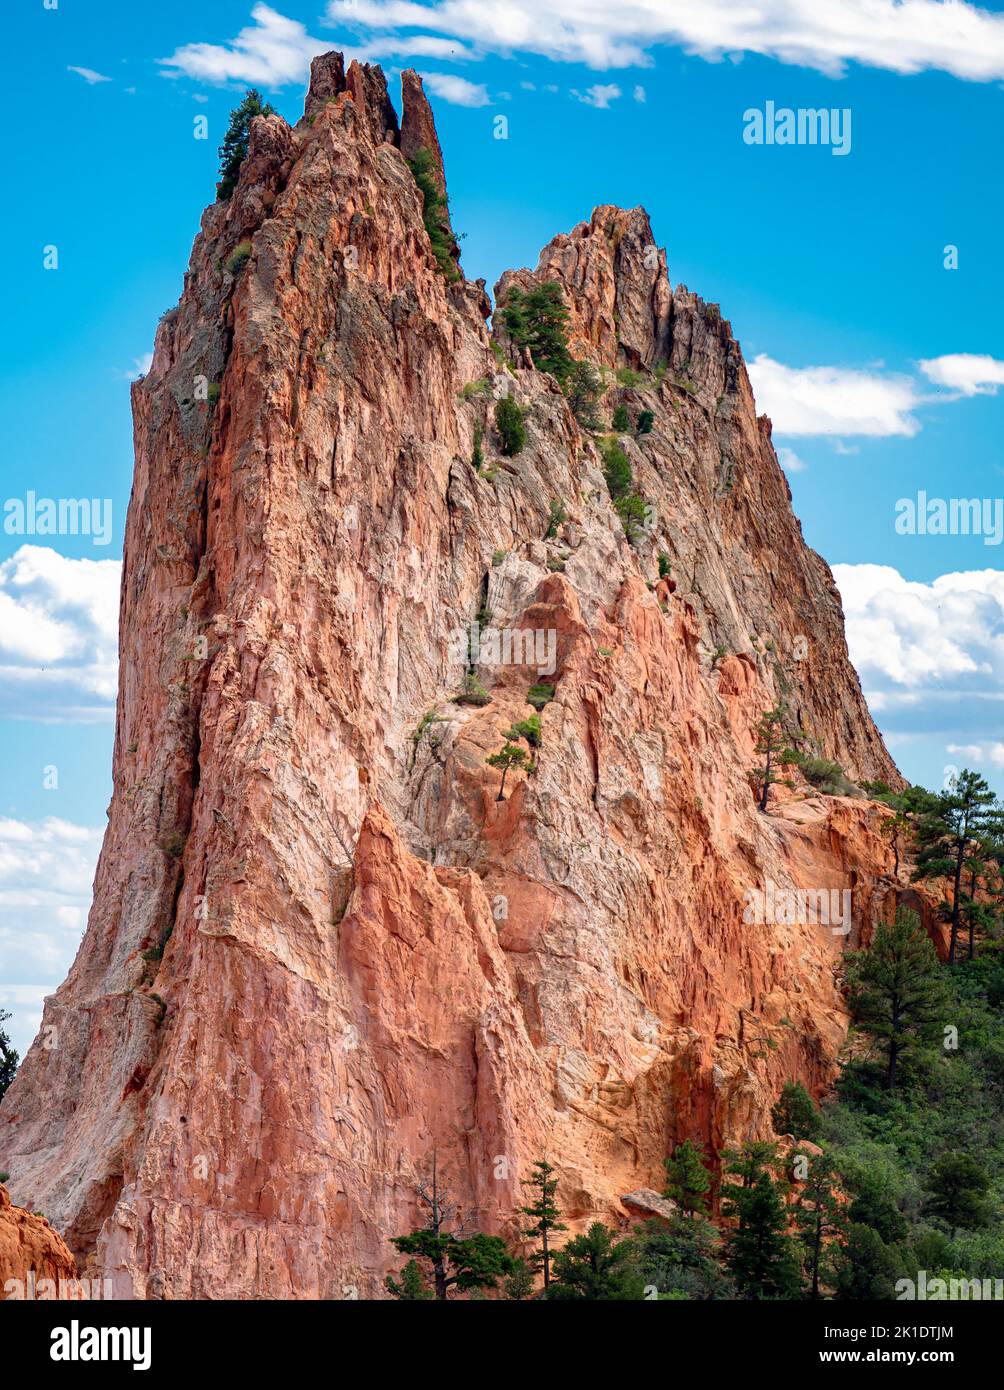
633,84,646,102
748,355,924,437
324,0,1004,81
834,563,1004,764
0,546,120,723
67,66,112,85
919,353,1004,397
572,83,621,108
0,817,104,1056
418,71,489,105
776,446,807,474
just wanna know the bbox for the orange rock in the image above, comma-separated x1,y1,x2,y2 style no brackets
0,1184,77,1294
0,54,920,1299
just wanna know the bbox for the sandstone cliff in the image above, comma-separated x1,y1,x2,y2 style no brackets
1,56,908,1299
0,1184,77,1294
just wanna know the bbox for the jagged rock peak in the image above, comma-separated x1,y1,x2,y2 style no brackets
496,205,674,369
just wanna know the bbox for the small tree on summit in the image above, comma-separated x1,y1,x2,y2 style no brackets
486,741,528,800
217,88,277,201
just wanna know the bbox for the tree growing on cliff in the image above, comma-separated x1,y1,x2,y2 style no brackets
662,1139,711,1218
387,1153,514,1300
407,147,459,282
545,1222,644,1300
845,907,947,1090
771,1080,822,1141
911,770,998,964
486,741,528,800
751,704,800,813
564,359,602,429
217,89,277,200
519,1158,567,1291
0,1009,18,1102
494,395,527,456
499,282,573,380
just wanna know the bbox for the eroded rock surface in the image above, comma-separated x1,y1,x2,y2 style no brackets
1,55,907,1299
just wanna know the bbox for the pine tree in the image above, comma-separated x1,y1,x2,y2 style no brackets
500,282,573,380
564,359,602,429
923,1153,992,1232
722,1150,801,1300
771,1080,822,1141
407,147,459,281
792,1150,846,1299
494,395,526,456
0,1010,18,1102
387,1153,514,1300
217,89,277,201
546,1223,644,1300
518,1159,567,1291
845,907,947,1090
503,1259,537,1300
662,1139,711,1218
912,769,998,964
751,704,799,812
385,1258,434,1299
486,741,528,801
833,1223,902,1300
612,403,631,431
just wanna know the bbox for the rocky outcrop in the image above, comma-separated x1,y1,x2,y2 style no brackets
0,1184,77,1293
1,55,905,1299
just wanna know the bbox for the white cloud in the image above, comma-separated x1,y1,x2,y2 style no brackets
748,355,923,437
633,84,646,102
0,547,120,723
67,66,111,85
572,83,621,108
419,71,490,105
919,353,1004,397
0,817,104,1057
324,0,1004,81
114,353,153,382
160,3,332,85
776,446,806,474
946,741,1004,765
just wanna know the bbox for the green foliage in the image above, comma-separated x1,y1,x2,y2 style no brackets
792,1151,846,1298
663,1139,711,1218
636,409,655,435
500,281,573,380
459,378,490,401
494,395,526,456
563,359,602,429
471,421,484,471
634,1216,732,1300
456,673,491,706
845,907,948,1090
225,241,253,276
771,1080,823,1141
505,715,542,749
923,1153,993,1231
503,1259,537,1300
721,1144,801,1299
751,703,800,812
385,1258,434,1300
546,1223,645,1300
519,1159,567,1290
407,147,459,281
526,682,555,711
545,497,567,539
616,366,646,388
912,769,998,963
798,756,855,797
486,740,528,800
217,89,276,200
390,1228,514,1298
611,403,631,432
600,437,632,499
0,1173,8,1186
0,1009,19,1102
833,1223,903,1300
657,551,671,579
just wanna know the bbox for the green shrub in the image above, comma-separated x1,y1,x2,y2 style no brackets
612,403,631,431
499,282,572,380
658,552,671,578
456,673,491,707
563,360,602,429
225,241,253,275
800,756,855,797
616,366,645,388
600,437,632,499
460,378,490,401
636,409,655,435
471,421,484,471
545,497,567,539
407,147,459,282
527,683,555,711
494,396,526,456
217,89,276,200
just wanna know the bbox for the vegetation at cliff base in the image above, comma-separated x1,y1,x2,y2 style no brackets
217,88,276,201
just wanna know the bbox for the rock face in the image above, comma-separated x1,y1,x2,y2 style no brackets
0,1184,77,1293
1,56,908,1299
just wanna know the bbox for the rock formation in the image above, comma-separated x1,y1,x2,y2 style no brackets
0,55,910,1299
0,1184,77,1294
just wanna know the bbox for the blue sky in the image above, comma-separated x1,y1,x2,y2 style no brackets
2,0,1004,1052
